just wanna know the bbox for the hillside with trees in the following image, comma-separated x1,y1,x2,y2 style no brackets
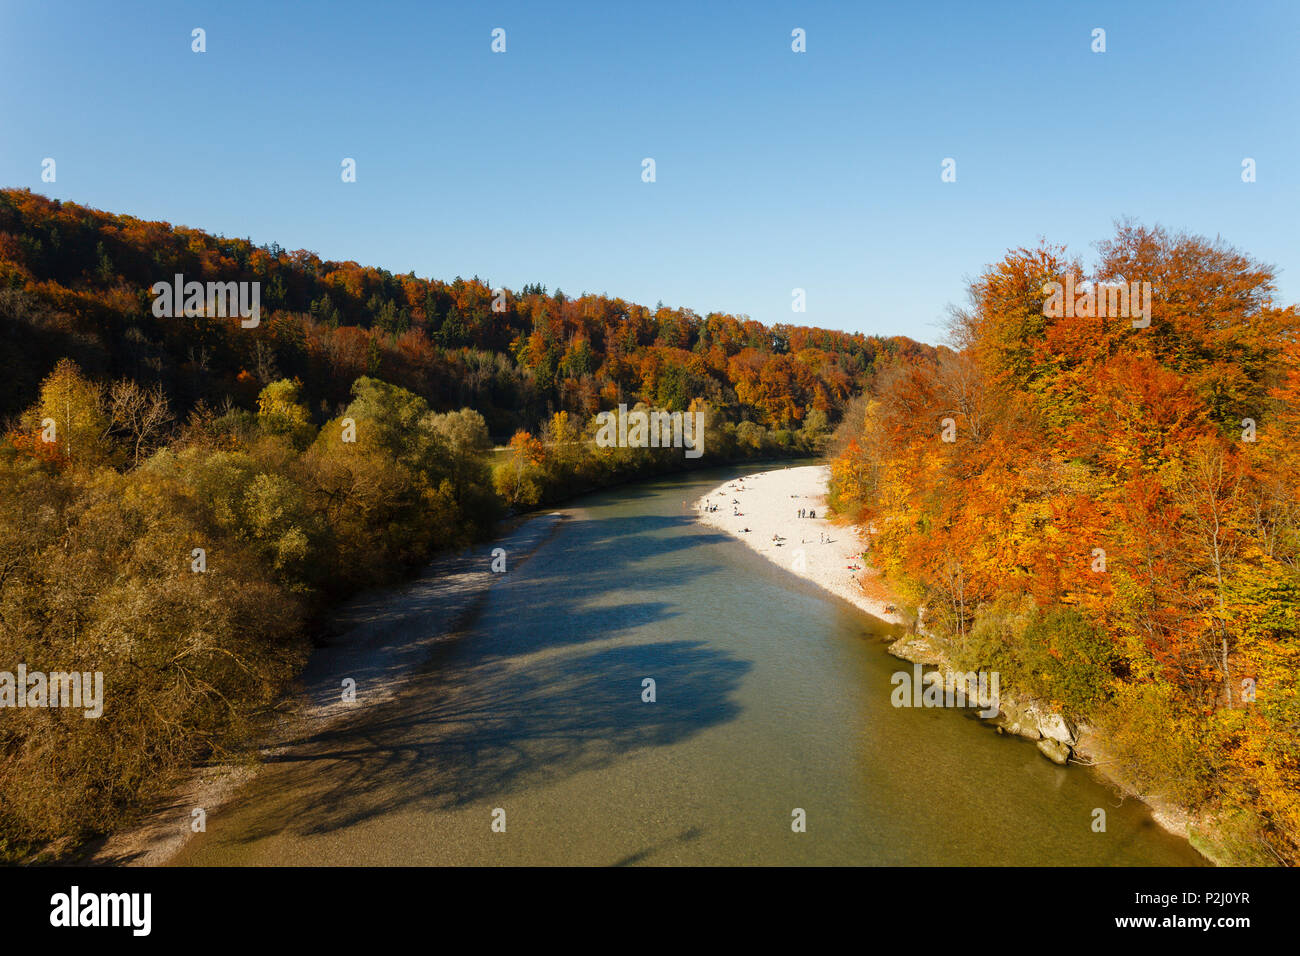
0,188,933,859
0,188,931,440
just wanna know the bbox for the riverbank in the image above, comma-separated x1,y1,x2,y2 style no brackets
693,464,1217,864
694,464,907,627
84,511,566,866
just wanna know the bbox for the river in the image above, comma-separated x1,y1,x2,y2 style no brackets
171,463,1205,866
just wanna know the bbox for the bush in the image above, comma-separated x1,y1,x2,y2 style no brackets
1094,682,1216,809
955,592,1039,678
1021,606,1117,716
957,598,1116,717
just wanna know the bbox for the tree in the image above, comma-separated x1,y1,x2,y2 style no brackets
109,379,173,466
21,359,113,468
256,379,315,448
493,429,545,507
426,408,495,524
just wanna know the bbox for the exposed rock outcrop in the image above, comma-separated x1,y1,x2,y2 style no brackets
885,634,945,667
1036,737,1072,765
886,635,1081,764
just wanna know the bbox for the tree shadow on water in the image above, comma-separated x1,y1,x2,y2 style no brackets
296,512,732,705
170,508,751,856
201,638,751,847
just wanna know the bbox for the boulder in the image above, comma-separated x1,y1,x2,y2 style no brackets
1036,737,1072,765
996,699,1042,740
886,635,944,667
1038,713,1078,746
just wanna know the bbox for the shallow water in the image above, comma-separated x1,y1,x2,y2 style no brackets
173,464,1206,866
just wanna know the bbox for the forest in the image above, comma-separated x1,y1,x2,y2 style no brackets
830,223,1300,865
5,187,1293,868
0,188,931,859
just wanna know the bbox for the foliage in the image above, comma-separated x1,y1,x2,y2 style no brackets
0,190,938,858
830,223,1300,864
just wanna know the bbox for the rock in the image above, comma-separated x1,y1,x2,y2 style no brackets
995,699,1042,740
886,635,944,667
1038,713,1078,746
949,671,997,714
1036,737,1072,765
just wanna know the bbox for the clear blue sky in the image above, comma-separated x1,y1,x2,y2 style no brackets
2,0,1296,344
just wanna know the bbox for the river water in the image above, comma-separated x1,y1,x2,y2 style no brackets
172,464,1205,866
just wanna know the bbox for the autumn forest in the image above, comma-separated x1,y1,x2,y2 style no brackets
831,223,1299,864
0,186,1296,868
0,188,927,857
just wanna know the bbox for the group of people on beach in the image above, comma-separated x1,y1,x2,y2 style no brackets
695,471,906,624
